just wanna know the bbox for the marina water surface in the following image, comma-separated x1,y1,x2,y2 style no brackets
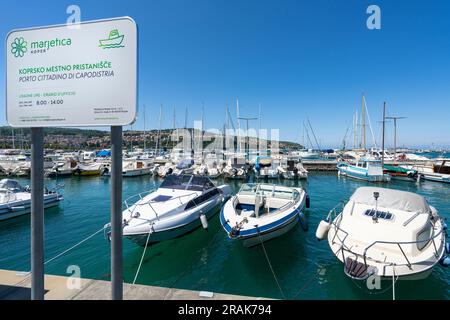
0,173,449,299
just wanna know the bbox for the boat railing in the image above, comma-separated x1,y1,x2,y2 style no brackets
123,189,198,221
362,217,446,271
329,206,446,273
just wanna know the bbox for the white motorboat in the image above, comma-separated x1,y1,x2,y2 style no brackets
118,174,232,246
223,156,247,180
45,159,78,177
193,154,223,178
297,149,320,160
73,162,106,176
337,159,391,182
0,179,63,221
278,158,308,180
402,159,450,184
103,160,154,177
253,156,280,179
316,187,448,280
156,162,175,178
173,158,195,175
220,183,309,247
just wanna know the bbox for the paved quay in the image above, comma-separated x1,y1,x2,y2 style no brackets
0,269,269,300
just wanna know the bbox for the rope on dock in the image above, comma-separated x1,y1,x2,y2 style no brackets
257,230,286,299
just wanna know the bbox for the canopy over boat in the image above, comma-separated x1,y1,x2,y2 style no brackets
349,187,430,214
0,179,23,191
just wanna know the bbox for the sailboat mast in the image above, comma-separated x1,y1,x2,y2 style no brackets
236,98,241,153
143,104,146,151
201,102,204,157
381,102,386,166
362,94,366,150
156,104,162,154
173,106,176,149
258,103,261,155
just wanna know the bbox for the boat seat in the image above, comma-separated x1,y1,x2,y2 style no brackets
241,209,255,218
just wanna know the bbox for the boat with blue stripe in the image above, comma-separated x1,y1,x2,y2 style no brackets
220,183,309,247
337,159,391,182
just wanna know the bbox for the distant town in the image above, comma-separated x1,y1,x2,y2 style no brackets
0,126,302,151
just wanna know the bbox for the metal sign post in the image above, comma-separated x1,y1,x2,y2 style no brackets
6,17,137,300
31,127,44,300
110,126,123,299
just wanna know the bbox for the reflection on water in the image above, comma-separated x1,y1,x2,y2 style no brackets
0,173,448,299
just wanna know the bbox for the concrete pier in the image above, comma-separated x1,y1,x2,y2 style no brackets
0,269,268,300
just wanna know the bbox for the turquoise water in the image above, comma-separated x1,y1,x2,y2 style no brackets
0,173,449,300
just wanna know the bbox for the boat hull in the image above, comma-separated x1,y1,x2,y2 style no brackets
125,201,222,246
0,194,62,221
240,214,300,247
338,166,391,182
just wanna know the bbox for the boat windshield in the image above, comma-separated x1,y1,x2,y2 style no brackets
239,183,298,200
159,174,215,191
0,179,23,191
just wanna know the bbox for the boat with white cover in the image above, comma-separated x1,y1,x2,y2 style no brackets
118,174,232,246
0,179,63,221
316,187,448,280
220,183,309,247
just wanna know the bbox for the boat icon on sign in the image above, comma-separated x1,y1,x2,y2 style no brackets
99,29,125,49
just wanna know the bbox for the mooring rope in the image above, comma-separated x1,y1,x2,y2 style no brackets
257,230,286,299
132,226,153,284
11,225,107,289
44,226,106,265
163,225,223,300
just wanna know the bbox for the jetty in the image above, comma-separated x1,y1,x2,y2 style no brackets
0,269,268,300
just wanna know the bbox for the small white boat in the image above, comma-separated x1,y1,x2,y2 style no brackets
223,157,247,180
45,159,78,177
316,187,448,280
73,162,106,176
156,162,175,178
297,149,320,160
118,174,232,246
253,156,280,179
173,158,195,175
337,160,391,182
278,159,308,180
220,183,309,247
402,160,450,184
103,160,154,177
0,179,63,221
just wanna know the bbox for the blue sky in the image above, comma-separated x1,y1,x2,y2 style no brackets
1,0,450,148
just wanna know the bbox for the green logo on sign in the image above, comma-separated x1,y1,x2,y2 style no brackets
99,29,125,49
11,37,27,57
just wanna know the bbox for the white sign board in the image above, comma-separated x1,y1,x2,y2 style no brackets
6,17,137,127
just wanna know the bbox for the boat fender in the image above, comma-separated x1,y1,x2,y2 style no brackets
446,242,450,255
299,212,308,231
316,220,331,241
306,195,310,209
200,213,208,231
440,255,450,267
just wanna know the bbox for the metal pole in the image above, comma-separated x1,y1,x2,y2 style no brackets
111,126,123,300
393,118,397,158
31,127,44,300
381,102,386,166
